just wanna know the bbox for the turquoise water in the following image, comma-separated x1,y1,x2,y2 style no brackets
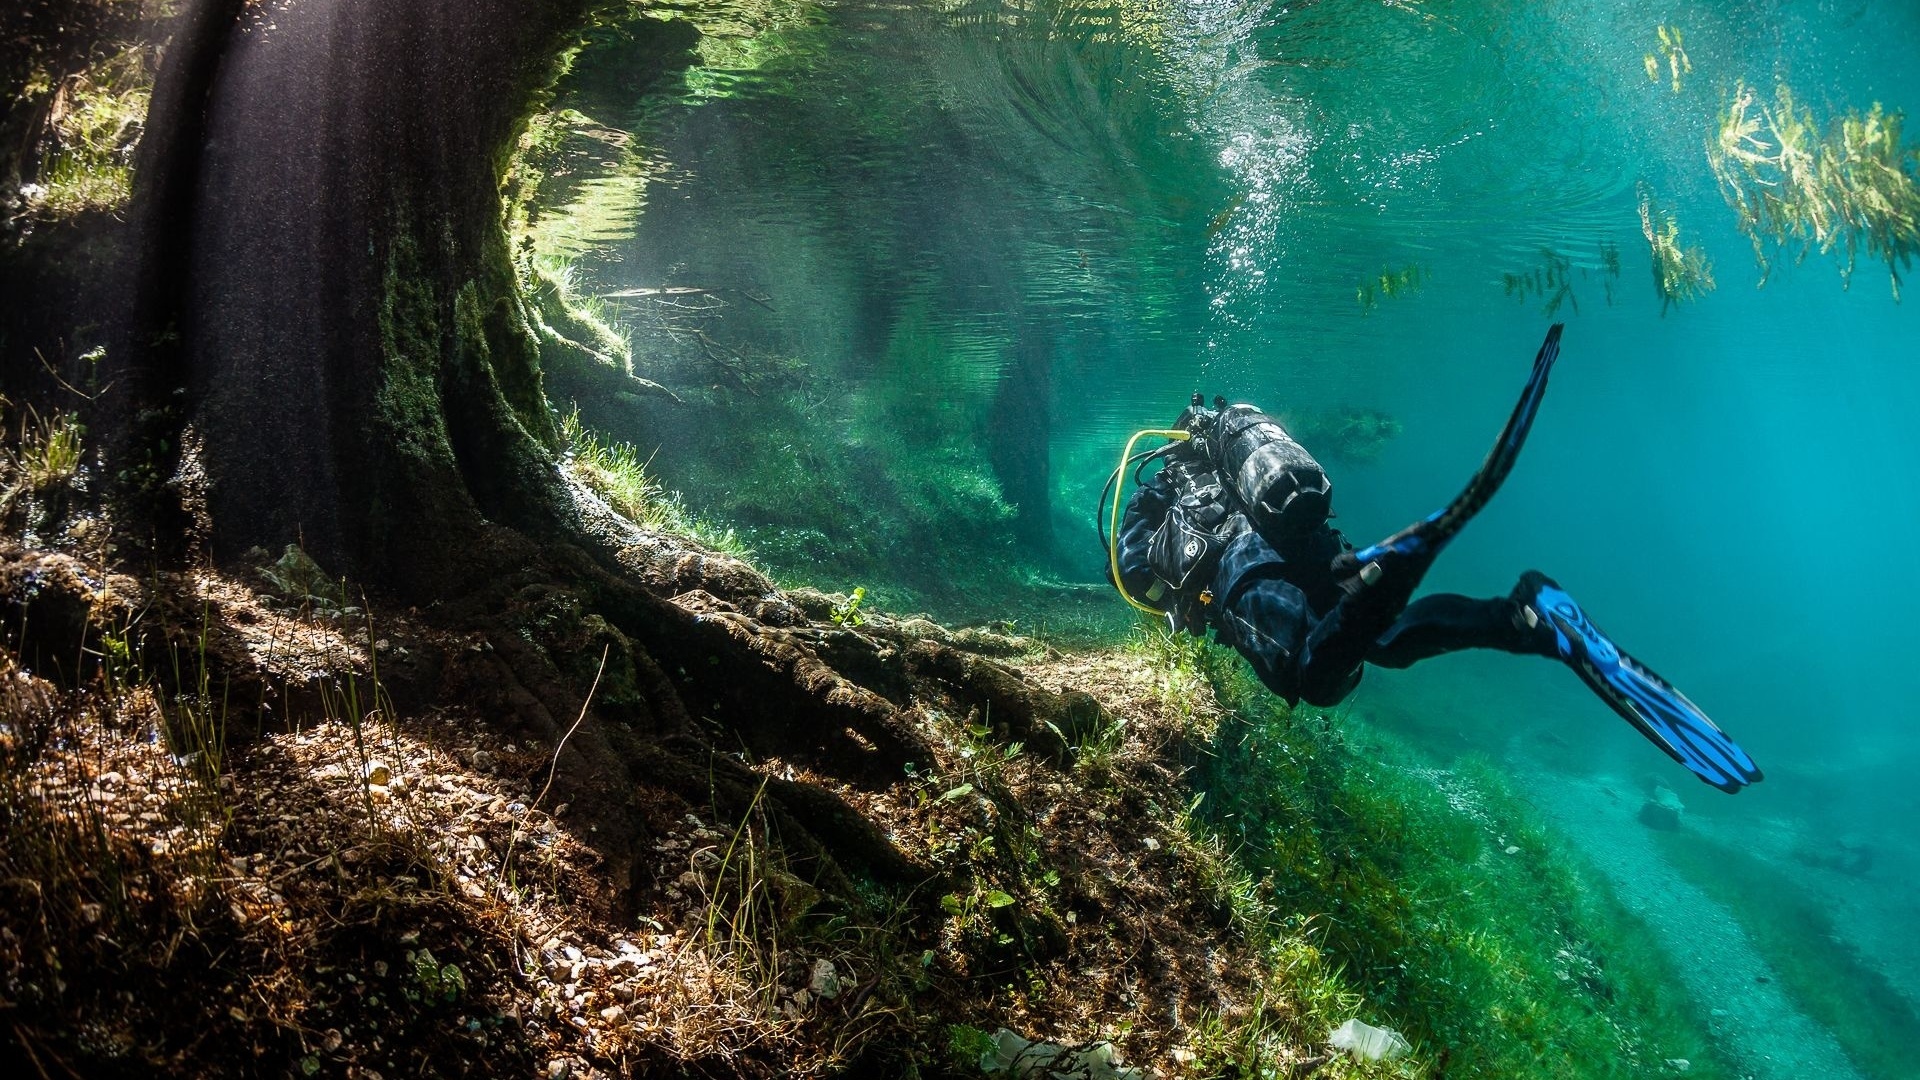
540,1,1919,1073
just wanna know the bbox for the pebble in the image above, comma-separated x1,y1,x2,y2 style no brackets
364,761,391,785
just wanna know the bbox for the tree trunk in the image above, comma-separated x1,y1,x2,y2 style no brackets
146,0,592,595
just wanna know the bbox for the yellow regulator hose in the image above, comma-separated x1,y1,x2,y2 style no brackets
1107,428,1191,614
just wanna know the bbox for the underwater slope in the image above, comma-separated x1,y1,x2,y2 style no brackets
1528,773,1863,1080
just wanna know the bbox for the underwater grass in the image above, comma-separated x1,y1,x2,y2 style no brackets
559,410,748,556
27,45,152,218
1654,828,1920,1080
1195,654,1733,1079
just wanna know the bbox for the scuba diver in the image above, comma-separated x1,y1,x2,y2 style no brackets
1101,325,1762,793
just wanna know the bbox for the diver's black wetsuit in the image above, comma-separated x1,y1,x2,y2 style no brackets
1115,472,1551,707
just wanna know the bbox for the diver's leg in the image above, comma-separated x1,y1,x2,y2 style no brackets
1292,571,1423,704
1366,593,1553,668
1333,324,1563,591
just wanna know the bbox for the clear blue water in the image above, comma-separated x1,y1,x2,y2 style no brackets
540,0,1920,1072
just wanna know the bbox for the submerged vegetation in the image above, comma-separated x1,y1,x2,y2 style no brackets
3,1,164,225
1643,25,1692,95
1638,184,1716,314
1186,643,1731,1079
1281,405,1403,465
558,408,746,554
1502,245,1618,316
1355,263,1424,314
1709,80,1920,300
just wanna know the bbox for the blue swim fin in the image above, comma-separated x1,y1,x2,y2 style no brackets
1514,571,1763,793
1336,324,1564,588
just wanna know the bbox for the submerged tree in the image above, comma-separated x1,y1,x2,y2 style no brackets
1709,80,1920,300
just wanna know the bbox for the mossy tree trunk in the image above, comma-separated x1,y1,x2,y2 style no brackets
135,0,593,596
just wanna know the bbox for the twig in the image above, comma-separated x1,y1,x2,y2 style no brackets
35,348,112,402
533,644,608,813
498,645,609,901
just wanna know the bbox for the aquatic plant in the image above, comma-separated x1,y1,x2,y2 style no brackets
1195,654,1735,1079
24,45,152,218
1282,405,1402,465
829,586,868,627
1355,263,1424,314
1643,25,1692,94
1502,245,1615,315
1638,184,1716,313
558,410,747,555
1709,80,1920,299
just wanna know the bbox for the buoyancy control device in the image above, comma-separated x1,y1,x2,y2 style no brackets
1101,394,1332,621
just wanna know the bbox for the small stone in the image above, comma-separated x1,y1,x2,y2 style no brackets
471,749,496,771
548,1060,571,1080
809,958,842,999
1664,1059,1691,1073
365,761,391,785
1638,797,1683,831
1142,837,1161,851
599,1005,624,1022
1504,845,1521,855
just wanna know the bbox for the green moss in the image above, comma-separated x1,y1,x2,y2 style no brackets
1655,828,1920,1080
374,230,461,471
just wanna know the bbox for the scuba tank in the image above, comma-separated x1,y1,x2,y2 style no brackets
1101,394,1333,627
1178,395,1333,540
